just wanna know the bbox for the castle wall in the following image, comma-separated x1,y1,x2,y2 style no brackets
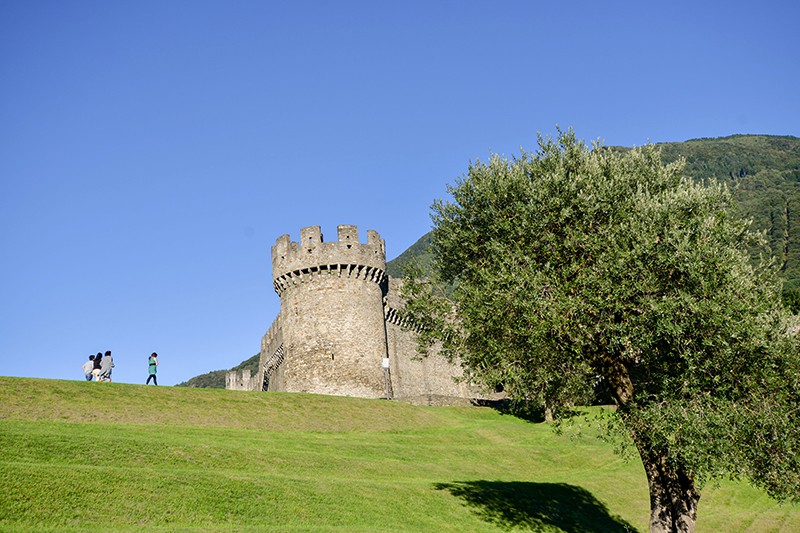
384,278,476,404
225,368,260,391
260,313,285,391
385,321,465,403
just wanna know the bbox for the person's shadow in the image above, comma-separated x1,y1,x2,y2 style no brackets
434,480,638,532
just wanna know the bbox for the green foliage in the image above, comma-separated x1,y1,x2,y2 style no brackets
402,131,800,515
387,232,435,278
654,135,800,186
1,377,798,532
782,288,800,314
176,353,260,388
175,368,228,388
655,135,800,298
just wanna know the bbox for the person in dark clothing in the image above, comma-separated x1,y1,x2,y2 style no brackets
92,352,103,381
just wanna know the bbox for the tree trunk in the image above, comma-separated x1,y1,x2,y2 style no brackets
598,355,699,531
639,447,700,533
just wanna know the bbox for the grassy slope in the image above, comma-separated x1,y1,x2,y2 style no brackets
1,377,795,532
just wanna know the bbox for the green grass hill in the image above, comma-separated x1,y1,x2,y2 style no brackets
1,377,797,532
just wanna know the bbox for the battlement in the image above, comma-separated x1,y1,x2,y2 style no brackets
272,225,386,293
261,315,282,354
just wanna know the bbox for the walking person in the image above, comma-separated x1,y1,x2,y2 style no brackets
146,352,158,385
99,350,114,382
92,352,103,381
82,355,95,381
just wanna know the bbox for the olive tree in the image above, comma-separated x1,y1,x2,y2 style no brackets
402,130,800,532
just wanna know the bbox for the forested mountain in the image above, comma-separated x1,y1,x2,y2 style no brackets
658,135,800,290
386,232,434,278
187,135,800,386
389,135,800,301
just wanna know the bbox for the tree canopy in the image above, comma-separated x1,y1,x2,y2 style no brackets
402,130,800,532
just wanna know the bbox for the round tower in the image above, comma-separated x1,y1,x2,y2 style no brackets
272,225,389,397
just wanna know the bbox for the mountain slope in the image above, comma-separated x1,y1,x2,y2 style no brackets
657,135,800,289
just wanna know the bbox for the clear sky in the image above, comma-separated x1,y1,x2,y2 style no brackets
1,1,798,386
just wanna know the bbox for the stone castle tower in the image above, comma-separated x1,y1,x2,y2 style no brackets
227,224,482,404
273,225,388,397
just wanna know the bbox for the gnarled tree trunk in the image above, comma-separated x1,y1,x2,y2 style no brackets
600,356,700,532
639,447,700,533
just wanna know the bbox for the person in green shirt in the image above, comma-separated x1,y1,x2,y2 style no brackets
146,352,158,385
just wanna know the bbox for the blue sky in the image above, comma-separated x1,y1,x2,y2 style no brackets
1,1,798,386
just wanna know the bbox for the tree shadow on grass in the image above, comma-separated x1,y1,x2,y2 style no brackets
472,399,587,424
434,480,638,532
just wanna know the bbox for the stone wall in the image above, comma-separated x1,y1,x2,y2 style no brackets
225,368,260,391
384,278,478,404
260,314,284,391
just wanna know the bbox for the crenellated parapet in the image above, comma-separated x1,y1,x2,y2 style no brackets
260,316,282,354
226,368,259,391
271,225,387,296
